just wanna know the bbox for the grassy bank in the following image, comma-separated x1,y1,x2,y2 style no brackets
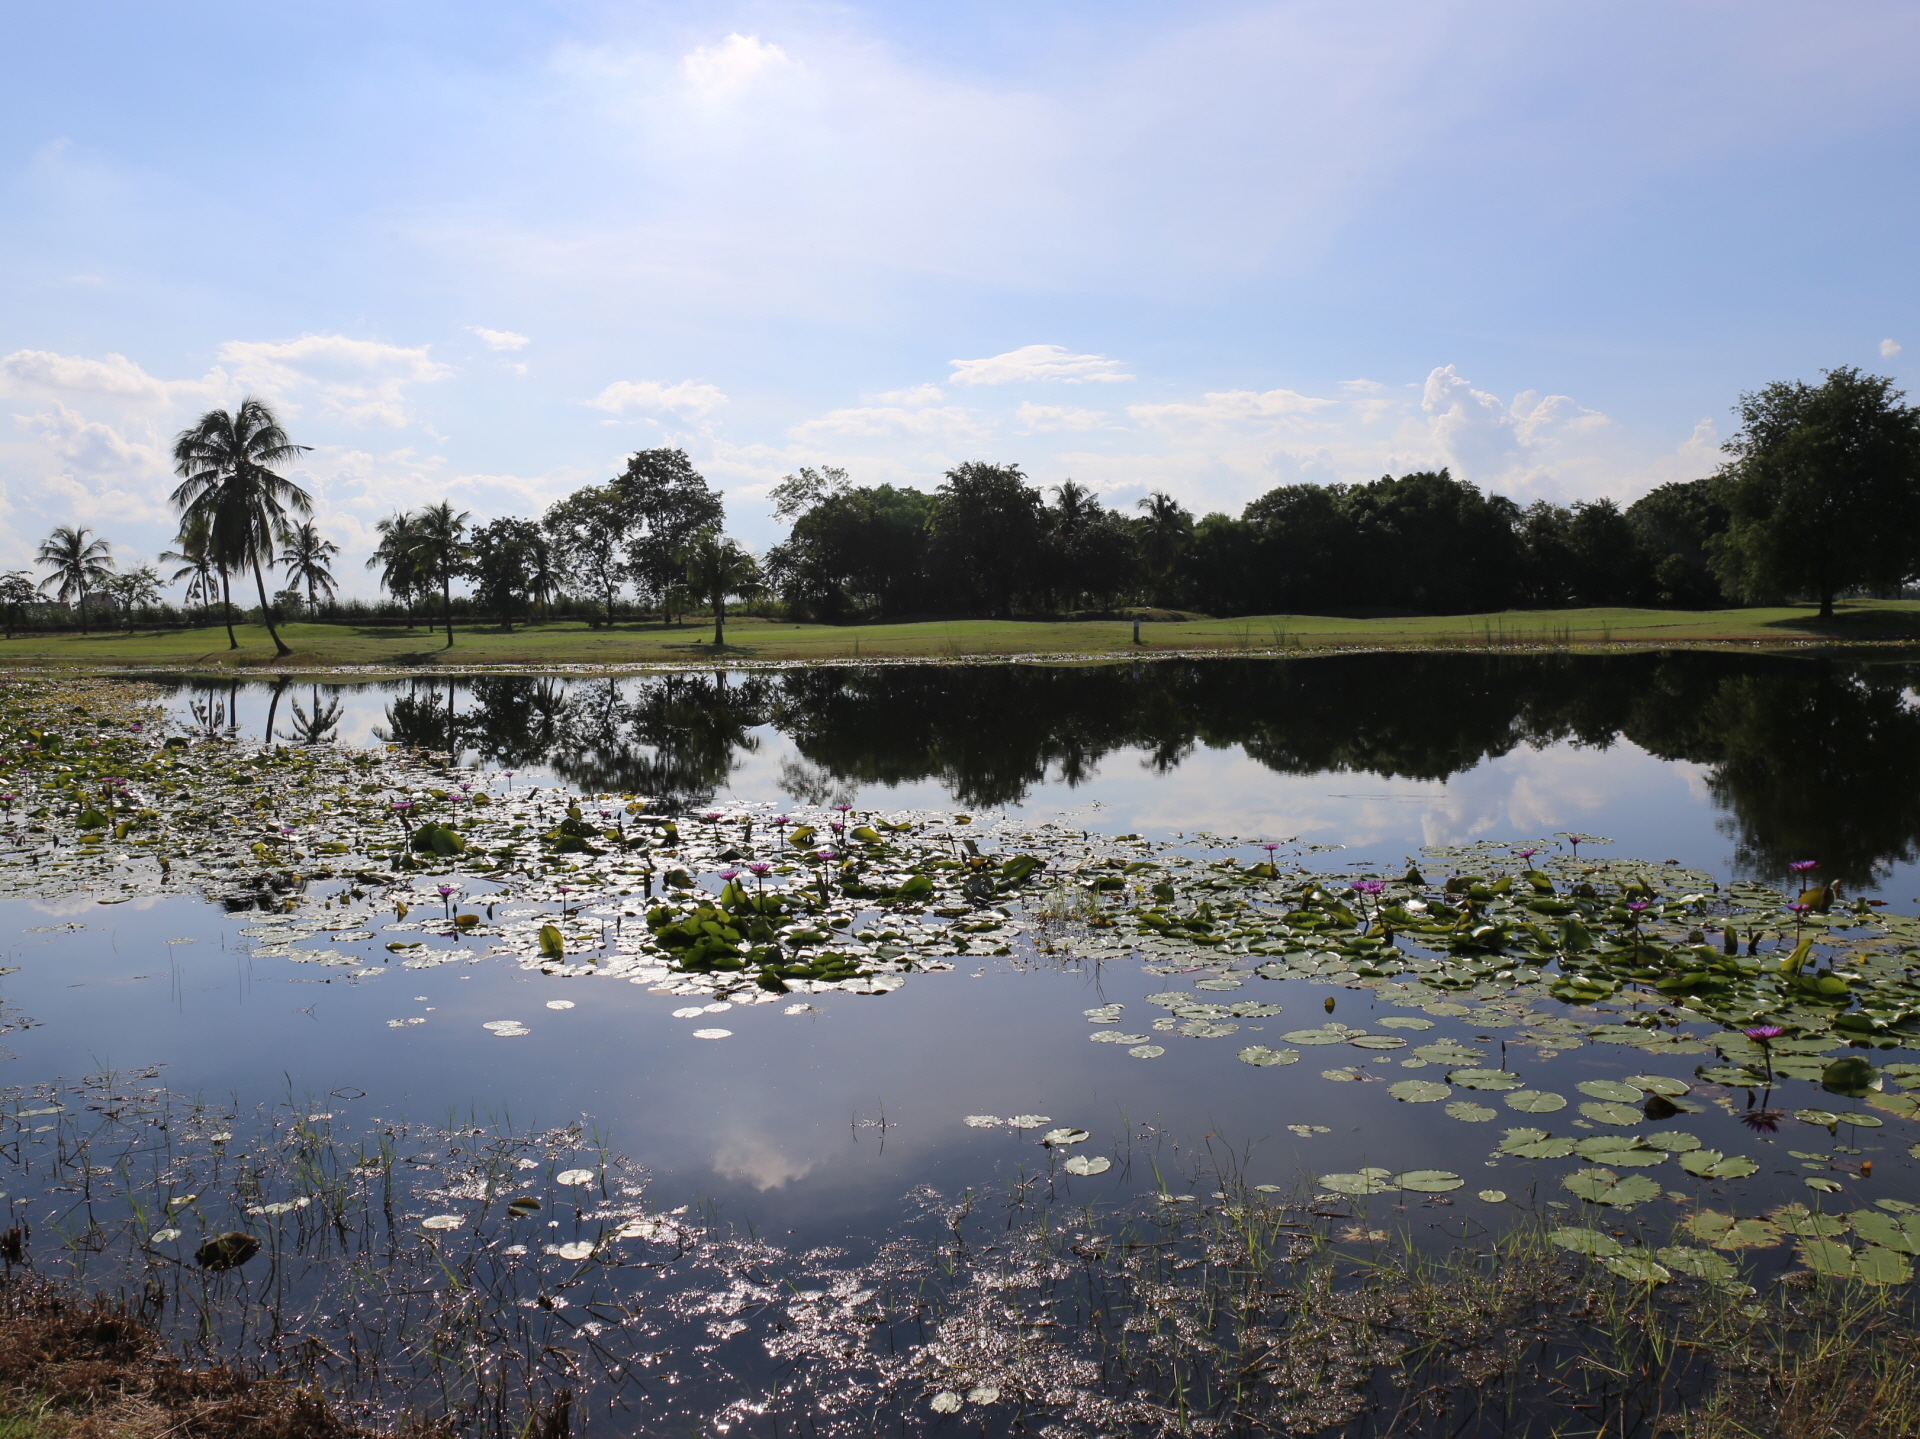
5,601,1920,671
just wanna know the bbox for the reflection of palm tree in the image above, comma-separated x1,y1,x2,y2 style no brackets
374,679,467,760
281,686,342,745
187,679,242,739
264,678,290,745
171,398,313,657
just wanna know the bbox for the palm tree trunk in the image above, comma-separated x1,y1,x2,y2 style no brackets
713,586,725,647
221,570,238,649
77,583,89,635
443,575,454,647
253,559,291,657
265,678,287,744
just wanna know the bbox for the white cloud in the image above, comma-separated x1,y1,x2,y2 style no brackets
1129,387,1333,428
0,350,171,404
792,404,989,441
1419,365,1609,492
949,345,1133,387
1016,402,1114,432
1883,338,1903,358
469,327,530,351
588,379,728,419
683,34,792,96
217,334,451,427
868,383,944,406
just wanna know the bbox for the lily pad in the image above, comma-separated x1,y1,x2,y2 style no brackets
1394,1169,1464,1193
1678,1149,1760,1180
1450,1068,1523,1092
1238,1046,1299,1066
556,1168,597,1186
1626,1074,1691,1097
1578,1101,1643,1127
1562,1168,1660,1208
1319,1168,1396,1196
1349,1034,1406,1050
1848,1209,1920,1254
1550,1227,1621,1256
1376,1016,1435,1030
1129,1044,1166,1058
1446,1101,1497,1122
1688,1212,1782,1250
1603,1251,1671,1284
1504,1090,1568,1113
1283,1028,1351,1045
1042,1128,1090,1147
1388,1080,1452,1104
1063,1154,1111,1176
1770,1204,1847,1237
1577,1080,1644,1102
1657,1246,1737,1281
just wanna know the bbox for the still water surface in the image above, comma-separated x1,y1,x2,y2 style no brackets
6,651,1919,1246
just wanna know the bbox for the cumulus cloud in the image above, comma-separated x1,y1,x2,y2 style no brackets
949,345,1133,387
469,327,530,351
1419,365,1609,491
217,334,451,427
868,383,944,406
1129,387,1332,428
683,33,792,95
792,404,989,442
1883,338,1903,358
588,379,727,419
0,350,172,404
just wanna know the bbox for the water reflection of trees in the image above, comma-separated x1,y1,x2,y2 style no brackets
185,652,1920,886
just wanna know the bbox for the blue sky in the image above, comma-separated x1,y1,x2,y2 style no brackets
3,0,1916,591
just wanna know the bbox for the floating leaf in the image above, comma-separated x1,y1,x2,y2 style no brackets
1238,1046,1299,1066
556,1168,596,1186
1798,1238,1856,1277
1658,1246,1737,1281
1376,1016,1435,1030
1626,1074,1691,1097
1579,1101,1643,1127
691,1028,732,1039
1349,1035,1406,1050
1505,1090,1567,1113
1063,1155,1111,1176
1855,1246,1914,1286
1848,1209,1920,1255
1806,1176,1844,1194
1577,1080,1644,1102
1009,1115,1051,1129
547,1241,595,1261
930,1393,962,1415
1319,1168,1396,1196
1445,1101,1496,1122
421,1214,464,1230
1679,1149,1760,1180
1562,1168,1660,1208
1575,1136,1666,1167
1450,1068,1523,1092
1603,1251,1671,1284
1550,1227,1621,1256
963,1115,1001,1128
1688,1212,1782,1250
1478,1190,1507,1203
1389,1080,1451,1104
1042,1128,1090,1147
1643,1130,1703,1153
1395,1169,1464,1193
1770,1204,1847,1237
1129,1045,1166,1059
1282,1028,1350,1045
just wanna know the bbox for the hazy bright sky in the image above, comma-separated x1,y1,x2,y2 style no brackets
3,1,1916,589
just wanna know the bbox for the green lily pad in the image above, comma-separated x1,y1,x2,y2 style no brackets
1603,1251,1671,1284
1770,1204,1847,1237
1657,1246,1738,1281
1376,1016,1435,1031
1626,1074,1691,1097
1642,1130,1703,1153
1320,1168,1395,1196
1395,1169,1464,1193
1413,1043,1485,1064
1388,1080,1451,1103
1688,1212,1782,1249
1577,1080,1644,1102
1283,1028,1351,1045
1574,1136,1666,1167
1579,1101,1643,1127
1807,1176,1844,1194
1238,1045,1300,1066
1848,1209,1920,1254
1349,1034,1406,1050
1445,1101,1497,1122
1550,1227,1621,1256
1504,1089,1567,1113
1856,1245,1914,1286
1450,1068,1523,1092
1128,1044,1165,1059
1563,1168,1661,1208
1799,1237,1857,1277
1678,1149,1760,1180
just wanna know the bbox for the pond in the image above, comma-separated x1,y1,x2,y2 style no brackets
2,650,1918,1436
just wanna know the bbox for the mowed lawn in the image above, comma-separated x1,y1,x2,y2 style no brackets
5,601,1920,671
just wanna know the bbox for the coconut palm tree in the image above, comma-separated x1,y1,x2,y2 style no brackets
35,526,115,632
279,520,340,616
367,511,431,628
683,529,763,648
161,515,222,624
170,398,312,657
413,500,472,646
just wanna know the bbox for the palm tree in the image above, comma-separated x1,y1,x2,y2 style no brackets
1135,491,1193,606
161,515,222,625
35,526,115,633
368,512,431,628
413,501,472,647
279,520,340,616
683,529,763,648
170,398,313,657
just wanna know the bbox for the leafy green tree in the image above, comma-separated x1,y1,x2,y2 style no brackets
1338,470,1522,614
468,517,549,630
367,511,432,628
1627,479,1729,607
683,529,763,647
1712,367,1920,617
34,526,114,631
543,485,630,625
928,462,1044,617
101,565,162,630
767,481,936,619
278,519,340,614
614,449,726,618
0,571,38,639
1240,483,1348,612
414,500,472,646
170,397,313,657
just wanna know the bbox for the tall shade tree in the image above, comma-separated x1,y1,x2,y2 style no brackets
35,526,115,631
1713,368,1920,618
170,397,312,657
682,529,763,648
413,501,472,646
927,462,1045,618
279,520,341,615
544,485,631,625
101,566,162,631
0,571,38,640
615,449,725,620
160,515,221,616
468,517,549,631
367,512,432,628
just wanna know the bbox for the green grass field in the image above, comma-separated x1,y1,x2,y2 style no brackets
5,600,1920,672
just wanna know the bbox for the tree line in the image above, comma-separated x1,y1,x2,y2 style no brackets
9,366,1918,644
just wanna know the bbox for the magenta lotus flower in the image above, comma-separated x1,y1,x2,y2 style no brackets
1351,880,1385,895
1738,1108,1784,1134
814,849,837,862
834,803,852,813
437,884,456,898
1787,902,1811,915
703,811,722,822
773,815,789,826
718,868,740,881
1743,1024,1784,1041
1516,848,1537,861
1626,900,1649,913
392,800,413,812
748,862,772,876
1789,859,1818,873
